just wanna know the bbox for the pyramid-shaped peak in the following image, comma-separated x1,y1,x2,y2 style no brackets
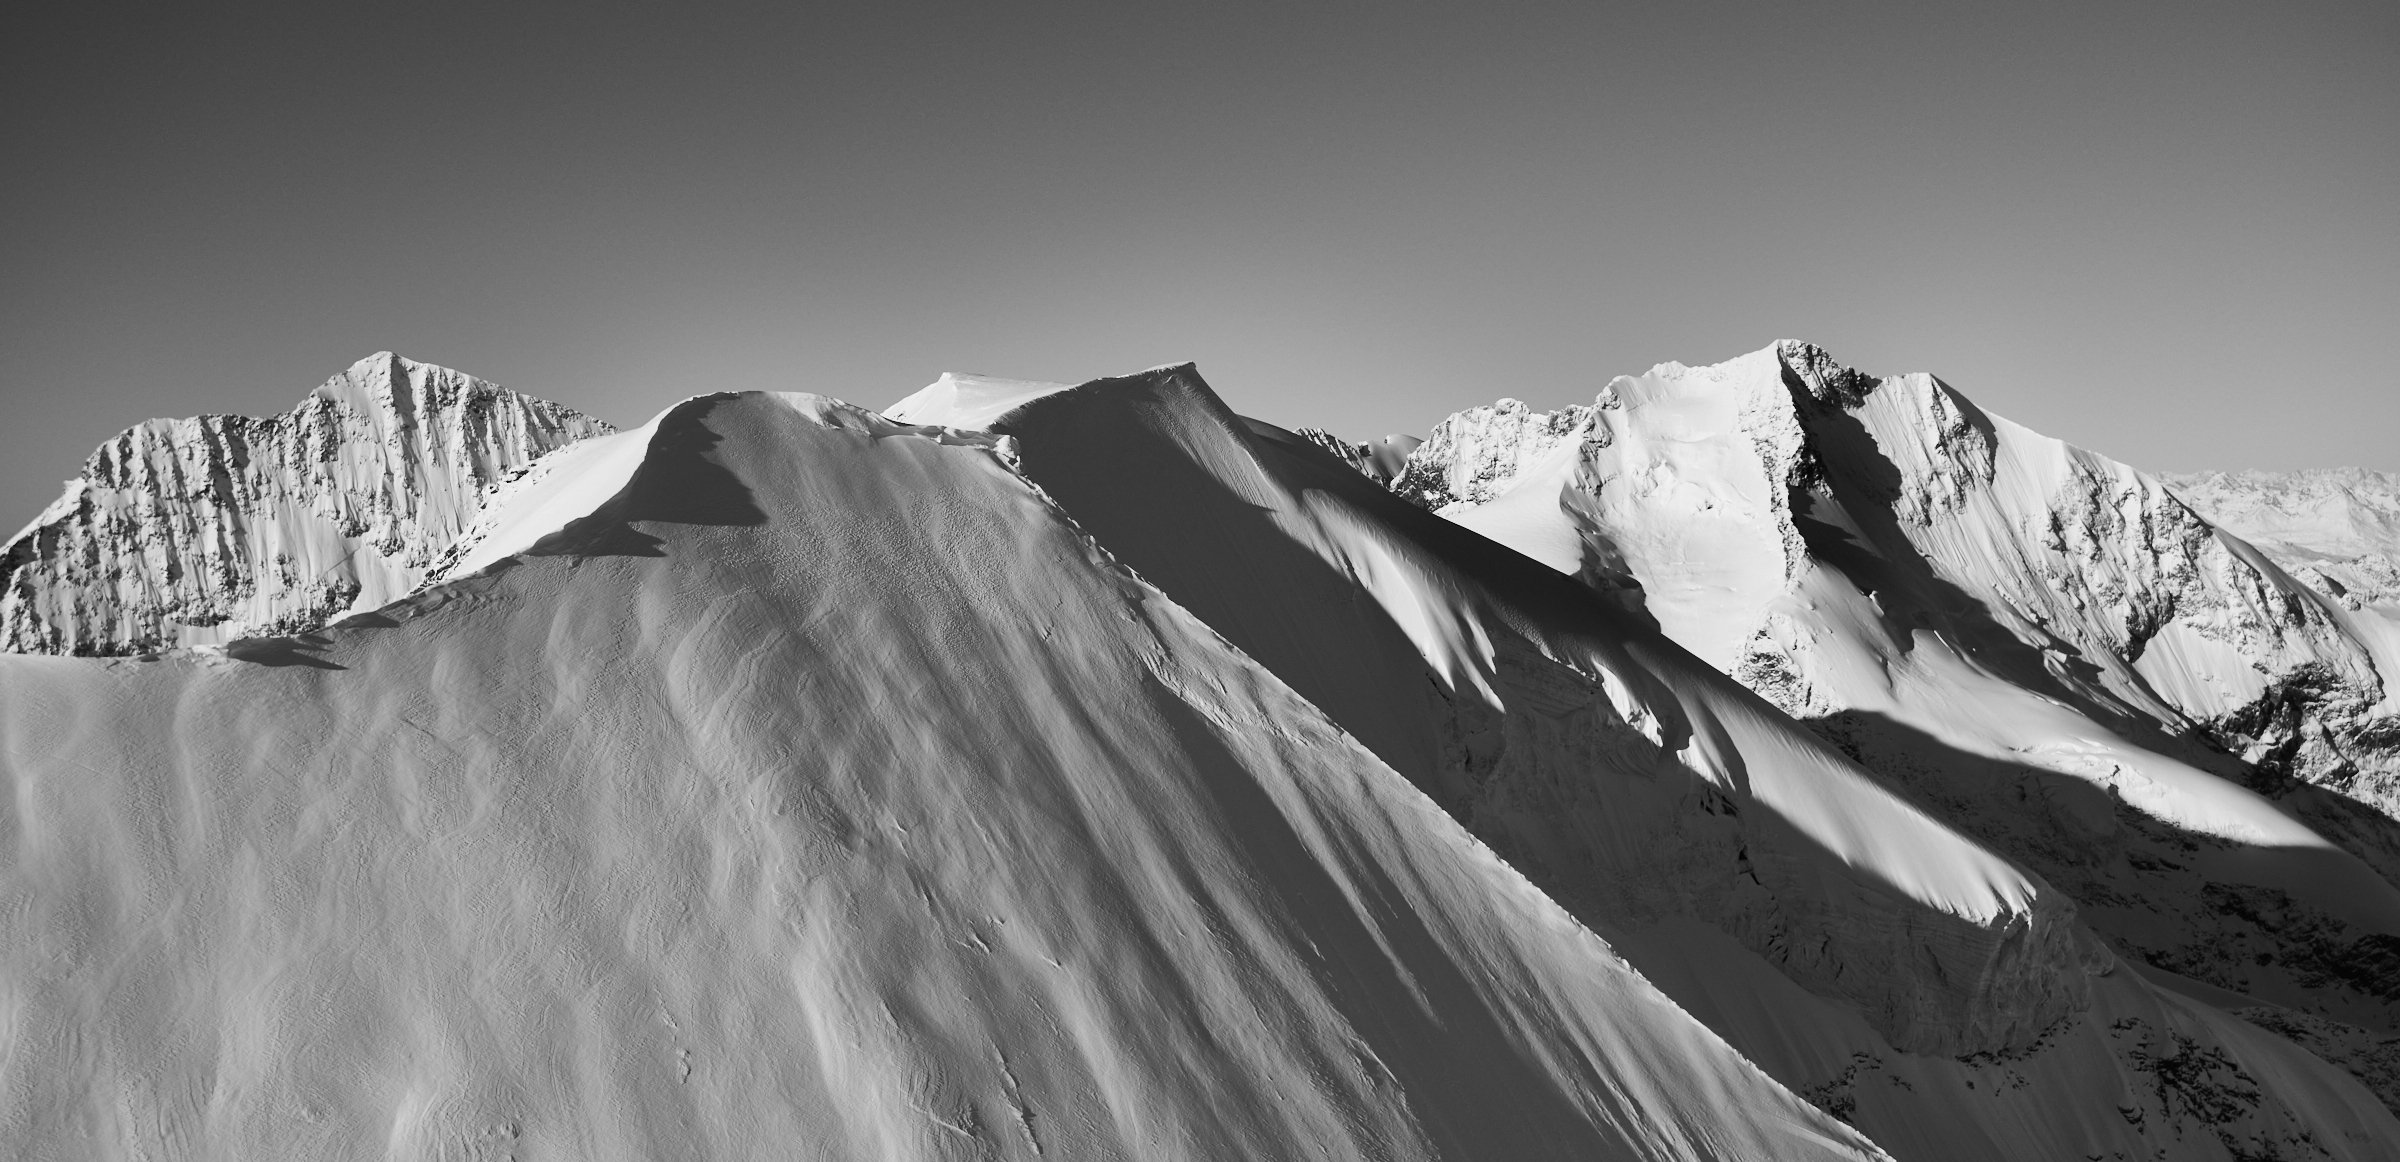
308,351,500,415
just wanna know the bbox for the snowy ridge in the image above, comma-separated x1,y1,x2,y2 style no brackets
0,353,612,655
2,354,2397,1158
896,366,2397,1159
0,388,1892,1161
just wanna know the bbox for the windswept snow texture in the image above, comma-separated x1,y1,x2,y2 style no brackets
0,353,612,655
0,390,1884,1161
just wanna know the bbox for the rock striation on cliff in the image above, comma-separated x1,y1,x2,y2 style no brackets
0,352,612,655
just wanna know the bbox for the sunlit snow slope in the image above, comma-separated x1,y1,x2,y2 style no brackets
0,390,1887,1161
0,353,611,655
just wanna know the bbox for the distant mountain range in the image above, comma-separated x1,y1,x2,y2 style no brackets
2,345,2393,1160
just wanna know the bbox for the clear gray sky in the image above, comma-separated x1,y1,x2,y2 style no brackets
6,1,2396,526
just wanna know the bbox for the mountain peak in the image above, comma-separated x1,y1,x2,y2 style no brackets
1771,339,1882,407
304,350,494,417
0,355,614,655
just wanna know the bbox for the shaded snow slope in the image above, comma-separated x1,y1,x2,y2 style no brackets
893,366,2400,1160
0,391,1887,1161
1372,342,2400,1112
0,353,611,656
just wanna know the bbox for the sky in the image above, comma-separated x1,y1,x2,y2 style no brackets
5,1,2396,525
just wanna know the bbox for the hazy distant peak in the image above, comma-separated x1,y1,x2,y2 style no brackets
2164,465,2400,614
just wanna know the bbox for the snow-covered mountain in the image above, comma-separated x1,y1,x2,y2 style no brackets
0,352,612,655
1391,344,2400,815
1373,341,2400,1116
1,353,2395,1160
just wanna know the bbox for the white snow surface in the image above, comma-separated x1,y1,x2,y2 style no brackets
0,353,611,655
0,356,2396,1159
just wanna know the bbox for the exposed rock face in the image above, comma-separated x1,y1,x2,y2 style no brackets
1384,342,2400,820
0,353,612,655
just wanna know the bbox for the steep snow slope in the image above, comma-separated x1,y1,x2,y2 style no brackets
0,391,1887,1161
0,353,610,655
1378,343,2400,1111
891,365,2400,1161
